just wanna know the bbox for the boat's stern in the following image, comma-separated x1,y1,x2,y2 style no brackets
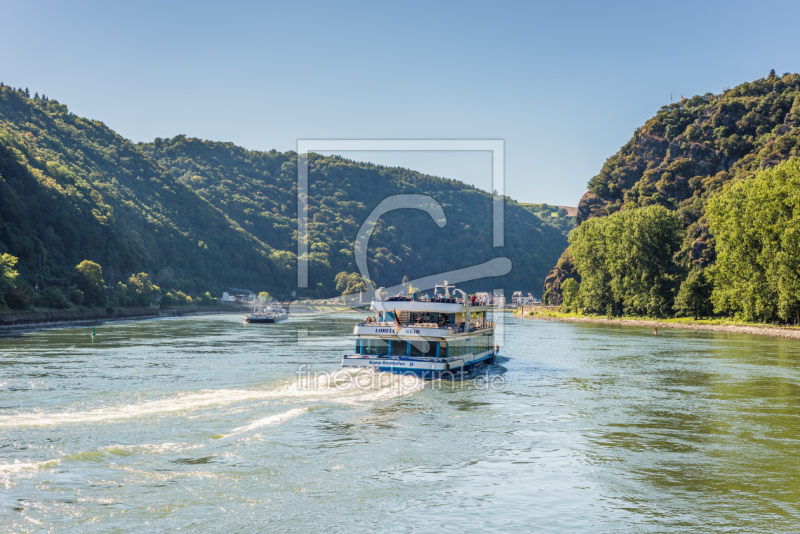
341,355,464,378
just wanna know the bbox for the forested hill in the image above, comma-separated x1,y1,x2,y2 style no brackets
0,85,567,299
0,86,278,295
141,137,568,295
544,71,800,306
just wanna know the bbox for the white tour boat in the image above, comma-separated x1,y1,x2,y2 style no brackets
342,282,497,379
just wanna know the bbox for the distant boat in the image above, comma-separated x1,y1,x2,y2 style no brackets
243,306,288,324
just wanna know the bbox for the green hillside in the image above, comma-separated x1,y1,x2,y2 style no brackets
518,203,575,238
141,137,568,295
543,71,800,321
0,85,568,307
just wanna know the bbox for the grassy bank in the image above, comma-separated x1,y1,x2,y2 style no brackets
514,308,800,340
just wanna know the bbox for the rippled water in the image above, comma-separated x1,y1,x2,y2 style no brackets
1,312,800,532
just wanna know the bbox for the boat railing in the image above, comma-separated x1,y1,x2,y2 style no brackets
377,296,465,304
357,321,450,329
355,321,494,333
375,296,505,306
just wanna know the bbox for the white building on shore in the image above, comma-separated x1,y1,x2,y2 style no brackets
512,291,539,307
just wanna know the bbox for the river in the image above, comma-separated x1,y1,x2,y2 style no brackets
1,312,799,532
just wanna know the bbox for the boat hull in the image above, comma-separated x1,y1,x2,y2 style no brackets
342,351,494,379
243,315,287,324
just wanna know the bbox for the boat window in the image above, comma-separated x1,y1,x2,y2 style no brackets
362,338,388,356
409,340,435,358
390,340,407,357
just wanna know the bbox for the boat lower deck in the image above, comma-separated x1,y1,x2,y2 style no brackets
342,350,495,378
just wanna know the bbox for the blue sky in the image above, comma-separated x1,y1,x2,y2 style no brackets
3,0,799,205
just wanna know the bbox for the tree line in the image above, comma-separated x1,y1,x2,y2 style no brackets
561,158,800,324
0,256,222,312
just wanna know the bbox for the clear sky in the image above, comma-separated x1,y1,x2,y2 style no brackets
3,0,799,206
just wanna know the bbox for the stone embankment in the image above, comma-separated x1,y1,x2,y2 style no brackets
0,306,240,332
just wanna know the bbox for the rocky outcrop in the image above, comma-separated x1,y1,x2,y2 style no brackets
542,250,579,306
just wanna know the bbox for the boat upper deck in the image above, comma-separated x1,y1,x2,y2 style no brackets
359,283,495,338
354,319,494,338
371,296,490,314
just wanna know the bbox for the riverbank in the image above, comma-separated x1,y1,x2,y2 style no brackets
515,310,800,340
0,305,241,333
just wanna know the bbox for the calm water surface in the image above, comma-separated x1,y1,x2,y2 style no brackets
1,312,799,532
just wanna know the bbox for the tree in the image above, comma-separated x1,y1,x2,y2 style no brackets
70,260,106,307
127,273,159,307
335,271,368,297
6,288,29,309
605,205,683,316
163,290,191,306
0,253,19,303
560,278,580,313
569,217,613,314
69,288,85,305
199,291,217,306
40,287,68,309
791,94,800,123
569,205,682,317
708,158,800,323
258,291,272,303
674,267,713,319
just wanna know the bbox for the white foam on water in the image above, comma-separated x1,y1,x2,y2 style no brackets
0,388,280,428
222,407,307,438
0,458,62,473
0,370,425,428
322,370,426,405
130,442,204,454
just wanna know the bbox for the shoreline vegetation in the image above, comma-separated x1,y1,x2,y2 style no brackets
515,308,800,340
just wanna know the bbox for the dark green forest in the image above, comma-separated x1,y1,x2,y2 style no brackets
0,84,567,310
544,71,800,323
